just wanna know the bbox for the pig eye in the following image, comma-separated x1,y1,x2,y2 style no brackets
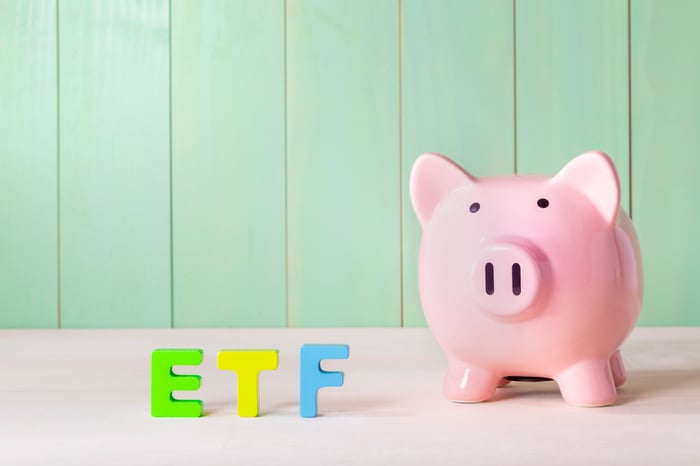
469,202,480,213
537,198,550,208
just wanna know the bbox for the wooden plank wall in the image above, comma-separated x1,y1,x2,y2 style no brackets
516,0,630,211
0,0,58,327
0,0,698,328
171,0,286,327
286,0,401,327
58,0,171,327
631,0,700,325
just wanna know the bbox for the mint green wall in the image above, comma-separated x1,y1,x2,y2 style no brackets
1,0,698,328
171,0,286,327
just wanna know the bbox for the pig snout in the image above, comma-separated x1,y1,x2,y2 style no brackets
470,241,543,318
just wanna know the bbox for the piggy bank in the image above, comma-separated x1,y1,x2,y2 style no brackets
410,151,643,407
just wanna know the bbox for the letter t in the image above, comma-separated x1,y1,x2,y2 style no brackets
217,350,279,417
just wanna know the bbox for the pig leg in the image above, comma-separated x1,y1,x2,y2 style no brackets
555,359,616,407
609,349,626,387
444,359,501,402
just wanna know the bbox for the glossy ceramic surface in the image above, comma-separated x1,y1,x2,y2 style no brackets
410,151,643,406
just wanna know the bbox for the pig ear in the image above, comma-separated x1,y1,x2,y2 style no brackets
410,153,476,227
551,151,621,224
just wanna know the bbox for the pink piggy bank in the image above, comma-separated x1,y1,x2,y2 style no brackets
410,151,643,407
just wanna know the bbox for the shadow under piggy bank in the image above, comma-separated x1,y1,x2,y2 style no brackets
489,369,700,411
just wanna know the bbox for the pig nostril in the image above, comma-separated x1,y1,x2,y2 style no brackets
485,263,494,295
512,263,521,296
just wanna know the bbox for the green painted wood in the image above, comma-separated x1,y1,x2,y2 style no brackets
58,0,171,327
631,0,700,326
286,0,400,327
516,0,630,212
0,0,58,328
401,0,515,327
171,0,286,327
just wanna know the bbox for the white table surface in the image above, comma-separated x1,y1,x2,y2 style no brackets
1,327,698,465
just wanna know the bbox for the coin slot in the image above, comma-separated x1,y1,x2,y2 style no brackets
512,263,521,296
485,263,494,295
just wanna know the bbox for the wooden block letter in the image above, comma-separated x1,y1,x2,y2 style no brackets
151,349,203,418
299,344,350,418
217,349,279,417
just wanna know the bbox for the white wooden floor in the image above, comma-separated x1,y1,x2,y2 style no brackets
1,327,699,465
